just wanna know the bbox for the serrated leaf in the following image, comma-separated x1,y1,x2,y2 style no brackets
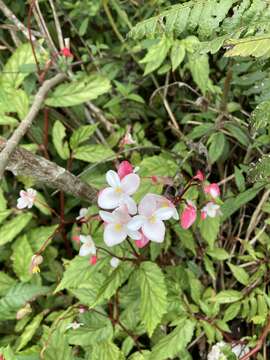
45,75,111,107
0,272,16,296
251,100,270,130
92,262,134,307
70,124,98,150
43,329,73,360
138,261,167,337
0,210,11,225
214,290,243,304
92,341,124,360
0,115,18,126
188,54,209,95
208,132,225,164
0,283,49,320
207,247,229,260
16,312,44,351
223,302,241,322
27,225,58,252
52,120,70,160
139,155,178,177
199,217,220,249
12,89,29,120
73,144,114,163
0,43,41,89
11,235,34,282
170,40,185,71
225,35,270,58
227,263,249,285
0,212,32,246
150,318,195,360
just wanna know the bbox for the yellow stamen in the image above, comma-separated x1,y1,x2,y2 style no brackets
115,187,123,193
149,215,156,224
114,223,123,232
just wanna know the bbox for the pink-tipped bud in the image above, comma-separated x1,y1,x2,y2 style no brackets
29,254,43,274
204,183,220,198
201,211,207,220
79,306,86,313
151,176,158,184
180,201,197,229
72,235,80,243
117,161,133,179
90,255,97,265
135,232,150,248
193,170,205,182
60,47,73,58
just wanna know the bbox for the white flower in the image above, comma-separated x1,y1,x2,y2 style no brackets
79,235,96,256
66,321,84,330
201,202,222,218
17,188,37,209
76,208,88,221
98,170,140,215
99,206,141,247
150,193,179,220
207,341,227,360
127,194,175,243
110,257,120,268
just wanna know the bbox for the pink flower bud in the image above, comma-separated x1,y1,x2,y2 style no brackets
60,47,73,58
193,170,205,182
90,255,97,265
151,176,158,184
79,306,86,313
0,355,4,360
72,235,80,243
201,211,207,220
117,161,133,179
204,183,220,198
180,201,197,229
135,232,150,248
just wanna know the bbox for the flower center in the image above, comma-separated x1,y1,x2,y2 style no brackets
115,187,123,193
114,223,123,232
149,215,156,224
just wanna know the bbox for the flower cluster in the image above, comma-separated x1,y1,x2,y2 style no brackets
97,161,179,247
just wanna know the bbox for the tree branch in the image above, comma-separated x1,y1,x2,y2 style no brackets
0,139,98,202
0,73,66,179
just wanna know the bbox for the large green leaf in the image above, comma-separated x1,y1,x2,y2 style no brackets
70,124,98,150
16,312,44,351
138,261,167,336
73,144,114,163
45,75,111,107
0,213,32,246
150,318,195,360
91,341,124,360
11,235,34,282
43,329,74,360
52,120,70,160
225,35,270,58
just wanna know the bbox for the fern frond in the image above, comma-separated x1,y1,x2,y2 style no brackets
128,0,235,40
248,155,270,182
224,35,270,57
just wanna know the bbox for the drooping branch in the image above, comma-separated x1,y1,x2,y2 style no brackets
0,139,98,202
0,73,66,179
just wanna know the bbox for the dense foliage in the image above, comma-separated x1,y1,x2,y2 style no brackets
1,0,270,359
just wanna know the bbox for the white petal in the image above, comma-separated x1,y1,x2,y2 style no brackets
121,195,137,215
110,257,120,268
104,223,127,246
98,187,121,209
172,208,179,220
79,235,90,244
27,188,37,198
127,229,141,240
121,173,140,195
79,243,96,256
155,207,175,220
138,194,157,217
113,206,131,223
106,170,121,188
17,198,29,209
99,210,116,224
127,215,145,231
142,219,165,243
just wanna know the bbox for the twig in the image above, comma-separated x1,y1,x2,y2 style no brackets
0,0,37,41
86,101,114,132
48,0,64,49
0,73,66,178
0,139,98,202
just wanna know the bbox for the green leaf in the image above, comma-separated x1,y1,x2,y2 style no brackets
0,272,16,296
227,263,249,285
170,40,185,71
225,35,270,58
34,192,52,215
250,100,270,130
138,261,167,337
0,212,32,246
223,302,241,322
208,132,225,164
16,312,44,351
0,115,18,126
199,217,220,249
11,235,34,282
224,123,249,147
214,290,243,304
92,262,134,307
188,54,209,95
139,155,178,177
92,341,124,360
12,89,29,120
52,120,70,160
140,36,172,75
45,75,111,107
73,144,114,163
0,210,12,225
150,318,195,360
70,124,98,150
0,43,41,89
206,247,229,260
43,329,73,360
0,283,49,320
27,225,58,252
